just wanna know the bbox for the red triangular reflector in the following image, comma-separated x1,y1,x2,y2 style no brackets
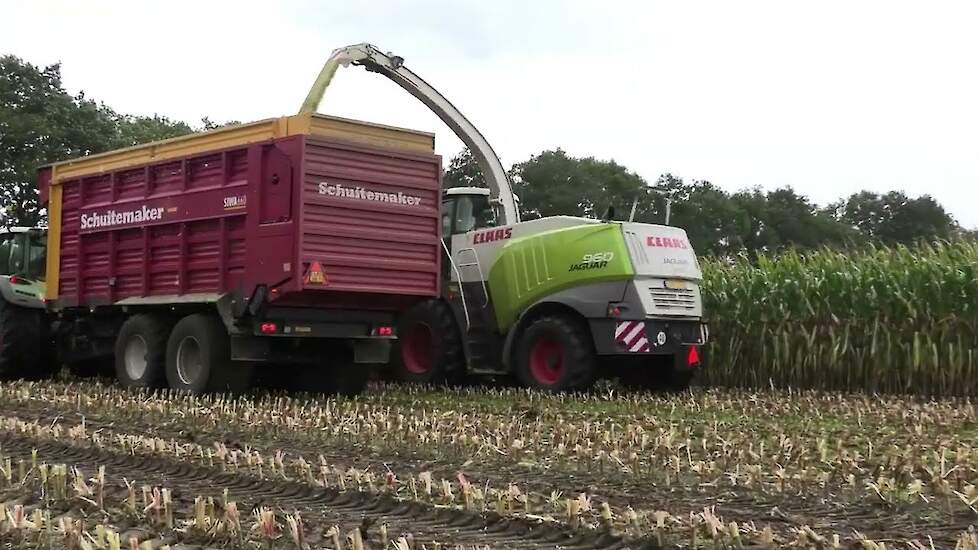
687,345,700,366
304,261,327,285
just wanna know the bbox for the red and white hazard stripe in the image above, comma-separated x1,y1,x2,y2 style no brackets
615,321,649,353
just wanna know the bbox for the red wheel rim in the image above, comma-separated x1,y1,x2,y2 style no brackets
402,323,434,374
529,336,564,385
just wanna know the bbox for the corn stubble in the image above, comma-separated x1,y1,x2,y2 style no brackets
0,383,976,547
701,241,978,395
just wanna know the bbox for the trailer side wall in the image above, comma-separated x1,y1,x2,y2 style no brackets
45,117,442,310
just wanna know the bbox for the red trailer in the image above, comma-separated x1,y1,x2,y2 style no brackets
36,113,442,394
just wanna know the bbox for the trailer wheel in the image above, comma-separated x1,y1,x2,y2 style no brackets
166,314,251,395
392,300,464,385
515,315,596,392
0,299,53,380
115,315,169,388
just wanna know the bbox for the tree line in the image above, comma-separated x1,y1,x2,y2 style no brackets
446,148,964,256
0,55,214,226
1,54,965,255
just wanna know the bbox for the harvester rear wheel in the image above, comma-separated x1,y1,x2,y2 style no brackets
515,315,596,392
165,314,252,395
391,300,464,385
0,299,53,380
115,314,169,388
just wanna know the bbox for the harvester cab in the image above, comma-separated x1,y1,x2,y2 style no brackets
303,42,709,391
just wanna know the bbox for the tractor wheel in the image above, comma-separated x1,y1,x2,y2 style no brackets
515,315,596,392
165,314,252,395
115,314,170,388
391,300,464,385
0,299,55,380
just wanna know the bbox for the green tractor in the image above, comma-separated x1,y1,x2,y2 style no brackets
0,227,57,379
304,44,709,391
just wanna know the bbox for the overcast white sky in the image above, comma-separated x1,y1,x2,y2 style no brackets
4,0,977,226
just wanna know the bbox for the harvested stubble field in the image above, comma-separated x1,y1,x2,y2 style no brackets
0,382,974,548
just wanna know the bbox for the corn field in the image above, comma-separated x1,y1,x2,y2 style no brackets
700,241,978,395
0,380,976,548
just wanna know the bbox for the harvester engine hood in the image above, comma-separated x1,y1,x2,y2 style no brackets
619,223,702,281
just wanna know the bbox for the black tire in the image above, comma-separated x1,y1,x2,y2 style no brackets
391,300,464,385
165,314,251,395
115,314,170,388
515,315,596,392
0,300,55,380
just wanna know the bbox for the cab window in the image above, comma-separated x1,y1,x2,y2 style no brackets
449,194,496,235
0,235,12,275
441,198,456,237
27,234,46,280
7,235,24,275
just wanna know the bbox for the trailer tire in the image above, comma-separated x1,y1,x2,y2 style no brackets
115,315,169,388
166,314,251,395
0,299,52,380
515,315,596,392
391,300,464,385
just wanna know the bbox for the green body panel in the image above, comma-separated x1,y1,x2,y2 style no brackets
487,224,633,331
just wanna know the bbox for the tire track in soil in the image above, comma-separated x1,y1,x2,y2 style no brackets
0,431,655,550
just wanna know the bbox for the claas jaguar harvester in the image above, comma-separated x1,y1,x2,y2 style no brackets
303,43,709,391
15,113,445,394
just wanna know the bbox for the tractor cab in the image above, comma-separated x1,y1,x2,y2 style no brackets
0,227,47,309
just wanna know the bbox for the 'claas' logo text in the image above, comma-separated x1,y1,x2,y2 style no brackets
473,227,513,245
647,236,689,249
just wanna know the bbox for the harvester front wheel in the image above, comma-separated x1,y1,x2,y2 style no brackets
115,314,169,388
0,299,52,380
515,315,596,392
392,300,464,385
165,314,251,395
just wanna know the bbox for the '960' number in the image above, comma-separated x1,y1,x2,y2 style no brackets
582,252,614,263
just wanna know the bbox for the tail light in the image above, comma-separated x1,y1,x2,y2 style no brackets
376,326,394,336
606,303,625,317
687,345,701,367
260,322,278,334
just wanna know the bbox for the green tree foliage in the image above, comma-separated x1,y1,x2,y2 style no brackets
443,147,486,189
509,149,646,220
828,190,957,245
115,114,192,147
731,187,862,253
0,55,198,226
